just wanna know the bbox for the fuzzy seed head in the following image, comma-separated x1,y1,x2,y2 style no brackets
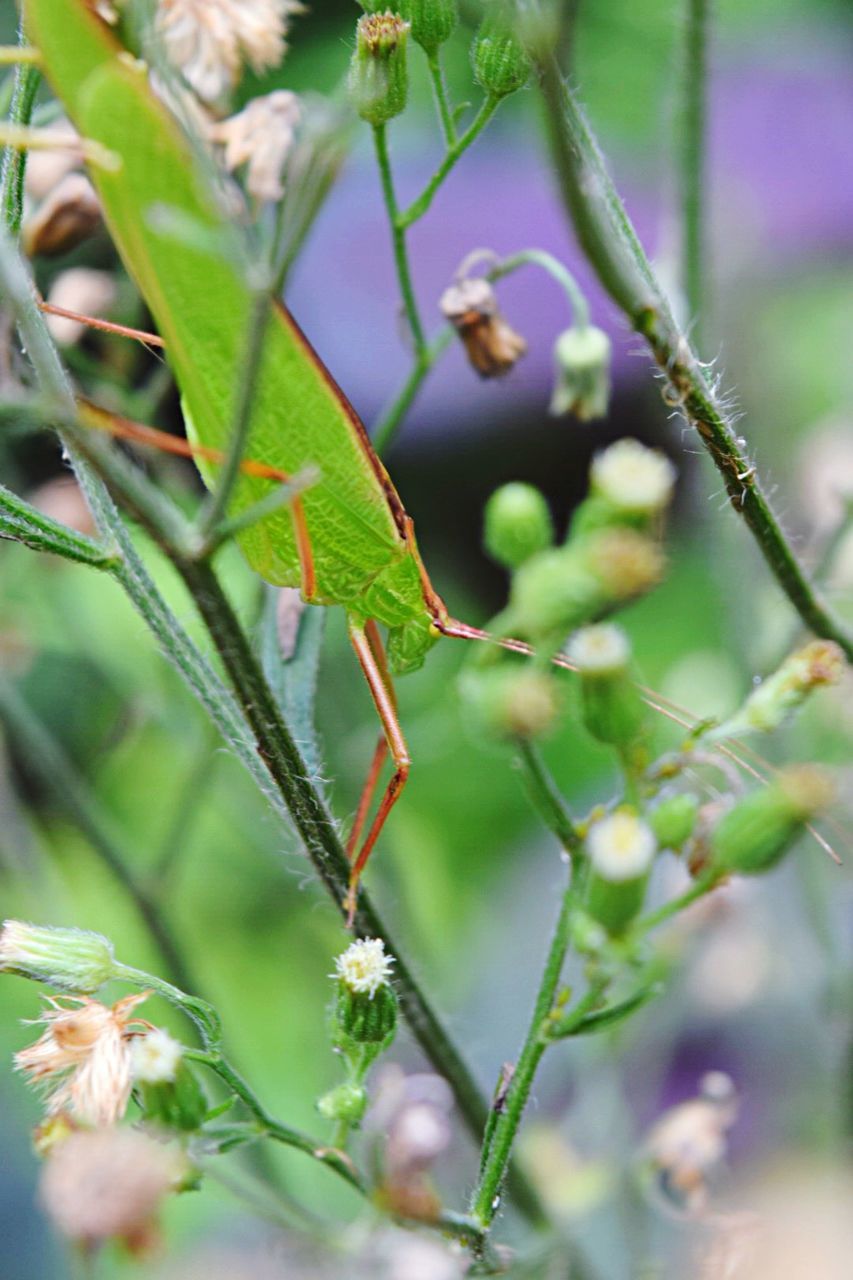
566,624,631,675
586,811,657,882
334,937,394,998
586,527,666,600
591,439,676,515
131,1028,183,1085
209,90,301,202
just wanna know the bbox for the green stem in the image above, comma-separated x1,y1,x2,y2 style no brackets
0,46,41,66
371,327,453,454
0,30,41,238
634,870,718,934
398,95,499,229
0,479,119,568
427,51,456,146
537,55,853,662
678,0,709,334
112,963,222,1049
471,877,578,1227
0,678,196,995
491,247,590,326
517,739,581,857
372,122,426,353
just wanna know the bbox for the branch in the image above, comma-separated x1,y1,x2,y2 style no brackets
536,55,853,661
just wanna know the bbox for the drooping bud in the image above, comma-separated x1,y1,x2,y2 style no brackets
484,482,554,569
440,275,526,377
349,13,411,127
0,920,116,993
584,810,657,934
566,624,646,748
131,1029,207,1133
713,640,846,739
317,1080,368,1125
549,324,612,421
459,666,562,740
22,174,102,258
649,792,700,852
709,766,834,876
472,3,530,98
589,439,676,520
332,937,398,1046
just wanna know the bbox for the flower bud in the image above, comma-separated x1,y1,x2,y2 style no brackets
566,624,646,748
349,13,411,127
22,174,102,258
508,546,602,643
713,640,846,739
709,766,834,876
649,792,700,852
131,1029,207,1133
584,810,657,934
484,482,553,569
317,1081,368,1125
332,938,398,1046
590,439,676,519
389,0,458,54
459,666,562,740
472,4,530,98
582,527,666,603
549,325,612,421
0,920,116,992
440,276,526,377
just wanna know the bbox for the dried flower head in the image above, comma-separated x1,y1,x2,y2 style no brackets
440,276,526,378
39,1127,182,1252
15,992,151,1126
591,438,676,515
209,90,301,202
645,1072,738,1215
0,920,115,993
333,937,394,998
22,173,102,258
130,1028,183,1085
44,268,117,346
585,526,666,600
157,0,304,104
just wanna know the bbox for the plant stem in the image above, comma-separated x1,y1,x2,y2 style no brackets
634,870,718,934
427,51,456,146
373,123,426,353
0,678,196,994
492,248,590,326
398,95,499,229
517,739,581,857
678,0,709,334
371,326,453,454
471,877,579,1227
537,55,853,662
0,29,40,238
0,479,119,567
0,46,41,66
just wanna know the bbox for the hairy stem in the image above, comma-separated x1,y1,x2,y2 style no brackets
0,25,41,238
398,95,499,229
427,51,456,146
678,0,709,333
517,739,581,857
537,55,853,661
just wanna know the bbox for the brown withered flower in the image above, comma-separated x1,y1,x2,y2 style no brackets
22,173,102,258
440,275,526,378
15,992,151,1127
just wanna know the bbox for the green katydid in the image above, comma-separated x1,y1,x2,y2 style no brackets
24,1,826,920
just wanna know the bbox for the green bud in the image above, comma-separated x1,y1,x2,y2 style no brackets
710,766,834,876
137,1063,208,1133
589,439,676,520
508,545,603,644
394,0,458,53
472,3,530,99
713,640,845,739
335,980,398,1045
579,527,666,605
459,666,562,739
549,325,612,421
584,810,657,934
0,920,116,993
349,12,411,127
649,793,700,852
317,1081,368,1125
566,624,646,748
484,482,554,569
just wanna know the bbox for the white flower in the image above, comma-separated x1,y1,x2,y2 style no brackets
566,624,631,675
209,90,301,202
157,0,304,104
130,1028,183,1084
586,811,657,883
591,438,676,515
333,937,394,998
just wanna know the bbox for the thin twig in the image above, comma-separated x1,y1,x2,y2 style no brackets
678,0,709,334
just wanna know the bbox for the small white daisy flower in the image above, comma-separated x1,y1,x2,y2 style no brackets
587,811,657,882
591,439,676,515
130,1028,183,1085
333,937,394,999
566,623,631,675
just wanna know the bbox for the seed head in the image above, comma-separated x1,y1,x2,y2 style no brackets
209,90,301,202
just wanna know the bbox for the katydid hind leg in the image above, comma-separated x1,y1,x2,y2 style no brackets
345,618,411,925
